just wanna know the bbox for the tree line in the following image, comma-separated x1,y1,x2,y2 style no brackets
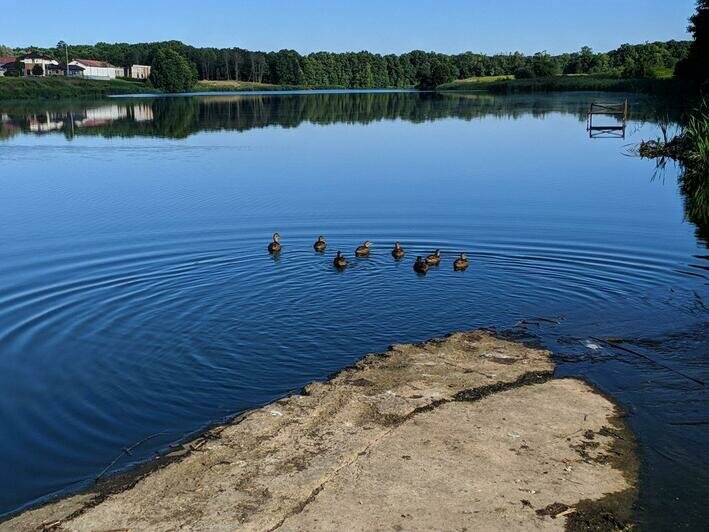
2,39,691,90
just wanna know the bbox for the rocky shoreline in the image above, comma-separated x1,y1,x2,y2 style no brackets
3,330,637,531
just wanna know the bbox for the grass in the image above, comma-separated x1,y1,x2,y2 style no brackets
639,99,709,238
437,74,691,96
0,76,156,100
680,101,709,228
194,80,353,92
195,80,302,92
436,75,513,91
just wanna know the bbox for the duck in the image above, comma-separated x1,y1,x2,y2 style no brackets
391,241,405,260
453,253,469,271
267,232,281,253
413,256,429,274
355,240,372,257
426,249,441,266
333,251,348,269
313,235,326,252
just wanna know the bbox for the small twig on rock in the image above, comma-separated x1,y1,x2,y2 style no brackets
95,431,169,482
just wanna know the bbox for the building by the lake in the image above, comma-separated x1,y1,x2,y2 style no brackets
125,64,151,79
0,52,60,76
20,51,59,75
69,59,124,80
46,64,85,77
0,52,152,81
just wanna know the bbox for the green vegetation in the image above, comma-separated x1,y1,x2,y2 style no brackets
437,76,513,90
2,39,690,92
447,75,692,96
681,103,709,223
149,47,197,93
637,2,709,242
416,58,458,90
675,0,709,86
0,77,155,100
640,100,709,239
194,80,322,92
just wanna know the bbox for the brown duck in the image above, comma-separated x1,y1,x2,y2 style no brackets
391,241,405,260
268,232,281,253
453,253,469,271
313,235,326,252
355,240,372,257
333,251,348,269
413,256,429,274
426,249,441,266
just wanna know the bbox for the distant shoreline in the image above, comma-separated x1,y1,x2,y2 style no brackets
0,75,691,102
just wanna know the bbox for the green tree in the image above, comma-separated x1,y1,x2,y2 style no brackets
531,52,558,77
416,58,457,89
150,47,197,93
676,0,709,83
31,64,43,76
514,66,535,79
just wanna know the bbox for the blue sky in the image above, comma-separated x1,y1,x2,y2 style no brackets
2,0,695,54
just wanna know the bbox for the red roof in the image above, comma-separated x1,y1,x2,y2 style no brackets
0,56,17,66
74,59,117,68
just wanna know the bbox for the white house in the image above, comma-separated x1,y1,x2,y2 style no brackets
18,52,58,76
69,59,123,80
125,64,151,79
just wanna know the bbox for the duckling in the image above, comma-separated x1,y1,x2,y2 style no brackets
391,241,405,260
425,249,441,266
453,253,469,271
313,235,326,252
413,256,429,274
355,240,372,257
333,251,348,269
268,232,281,253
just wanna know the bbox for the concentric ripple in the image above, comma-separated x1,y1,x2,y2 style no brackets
0,92,706,519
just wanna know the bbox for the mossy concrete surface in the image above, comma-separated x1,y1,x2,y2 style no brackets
3,331,636,531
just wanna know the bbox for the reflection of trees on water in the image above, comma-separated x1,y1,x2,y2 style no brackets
682,176,709,244
0,92,682,142
667,158,708,245
1,92,701,241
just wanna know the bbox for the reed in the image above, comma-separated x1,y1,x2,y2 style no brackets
680,100,709,226
639,99,709,235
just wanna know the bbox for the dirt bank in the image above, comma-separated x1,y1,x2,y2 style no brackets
3,330,637,531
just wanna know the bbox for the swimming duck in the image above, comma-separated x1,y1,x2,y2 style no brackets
426,249,441,266
267,232,282,253
413,256,429,274
355,240,372,257
333,251,348,269
453,253,469,271
313,235,327,252
391,241,405,260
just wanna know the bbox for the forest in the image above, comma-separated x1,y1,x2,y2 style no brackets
0,39,691,89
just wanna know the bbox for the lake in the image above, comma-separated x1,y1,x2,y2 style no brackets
0,91,706,528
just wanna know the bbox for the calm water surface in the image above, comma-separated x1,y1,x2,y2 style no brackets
0,91,706,528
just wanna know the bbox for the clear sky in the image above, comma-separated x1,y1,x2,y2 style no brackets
1,0,695,54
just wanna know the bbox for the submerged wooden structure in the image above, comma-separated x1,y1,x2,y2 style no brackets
587,99,628,138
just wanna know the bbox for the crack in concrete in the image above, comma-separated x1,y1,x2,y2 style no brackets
269,370,555,530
